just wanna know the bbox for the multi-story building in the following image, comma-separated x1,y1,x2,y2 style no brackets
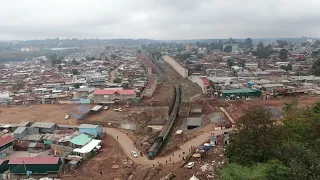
163,56,188,78
190,76,212,95
144,75,157,97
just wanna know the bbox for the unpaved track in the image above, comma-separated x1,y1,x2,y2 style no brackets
105,127,232,165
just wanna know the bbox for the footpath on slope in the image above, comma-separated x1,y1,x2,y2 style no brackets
105,127,233,165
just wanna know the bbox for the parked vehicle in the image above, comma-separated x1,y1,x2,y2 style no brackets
103,106,109,110
65,115,70,120
131,151,138,158
187,162,195,169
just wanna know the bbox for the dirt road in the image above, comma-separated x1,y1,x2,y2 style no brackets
105,127,232,165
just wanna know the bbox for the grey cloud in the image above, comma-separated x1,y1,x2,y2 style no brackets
0,0,319,40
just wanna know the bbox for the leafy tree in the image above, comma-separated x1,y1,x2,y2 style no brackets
312,59,320,76
113,78,122,83
277,40,288,48
287,64,292,71
197,53,205,59
194,64,202,71
256,42,273,59
73,83,81,89
279,49,288,61
71,69,80,75
225,107,284,165
72,59,80,66
311,50,320,58
57,64,62,71
85,56,90,61
314,40,320,46
50,54,62,65
238,60,246,68
224,45,232,53
111,54,117,60
220,160,290,180
137,49,142,54
244,38,253,49
301,42,309,47
225,38,237,44
227,59,234,67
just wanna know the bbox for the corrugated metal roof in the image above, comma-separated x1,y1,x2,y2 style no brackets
9,157,60,165
13,126,27,134
70,134,92,146
222,88,259,94
31,122,56,128
94,89,135,95
0,136,14,147
79,124,100,129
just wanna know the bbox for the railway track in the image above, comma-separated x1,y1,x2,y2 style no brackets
148,85,181,159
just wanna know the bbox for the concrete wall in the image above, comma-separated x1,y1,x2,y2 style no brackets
163,56,188,78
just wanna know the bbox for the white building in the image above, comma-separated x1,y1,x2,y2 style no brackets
163,56,188,78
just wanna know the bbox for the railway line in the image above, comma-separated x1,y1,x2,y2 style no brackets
148,85,181,159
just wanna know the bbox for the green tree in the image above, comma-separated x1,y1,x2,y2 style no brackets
314,40,320,46
137,49,142,54
220,160,290,180
312,59,320,76
227,59,234,67
113,78,122,83
111,54,117,60
57,64,62,71
197,53,205,59
71,69,80,75
287,64,292,71
226,107,284,165
72,59,80,66
279,49,288,61
244,38,253,49
277,40,288,48
256,42,272,59
224,45,232,53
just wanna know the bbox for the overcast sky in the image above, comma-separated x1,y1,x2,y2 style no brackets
0,0,320,40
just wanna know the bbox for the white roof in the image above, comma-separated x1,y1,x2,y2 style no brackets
73,139,101,154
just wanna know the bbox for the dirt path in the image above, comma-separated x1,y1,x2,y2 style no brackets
105,127,232,165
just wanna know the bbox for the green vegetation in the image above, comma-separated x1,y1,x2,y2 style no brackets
221,101,320,179
113,77,122,83
223,45,232,53
312,59,320,76
279,49,288,61
276,40,288,48
71,69,80,75
244,38,253,49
